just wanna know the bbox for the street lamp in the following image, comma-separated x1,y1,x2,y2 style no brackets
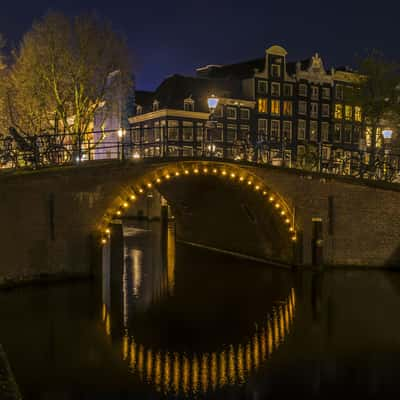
382,129,393,180
203,95,219,157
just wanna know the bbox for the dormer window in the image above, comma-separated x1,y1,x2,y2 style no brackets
136,105,142,115
271,64,281,78
152,100,159,111
184,97,195,112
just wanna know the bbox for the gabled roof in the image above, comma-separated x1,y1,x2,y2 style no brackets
196,58,265,79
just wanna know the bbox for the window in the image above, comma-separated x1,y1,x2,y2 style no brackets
298,101,307,115
168,120,179,140
334,124,342,142
310,121,318,141
365,126,372,147
345,105,352,120
182,121,193,141
310,103,318,119
322,104,330,117
335,85,344,100
299,84,307,97
354,106,362,122
258,98,267,113
196,122,204,143
283,101,293,116
258,119,267,140
322,87,330,99
344,125,352,143
298,120,306,140
184,98,194,112
271,120,280,141
240,124,250,136
271,64,281,78
321,122,329,142
240,108,250,120
153,100,160,111
335,104,343,119
353,126,361,143
271,82,280,97
136,105,142,115
311,86,319,100
226,124,237,142
297,145,306,159
283,121,292,141
257,80,267,94
271,99,280,115
226,107,237,120
283,84,293,97
214,123,223,142
322,146,330,160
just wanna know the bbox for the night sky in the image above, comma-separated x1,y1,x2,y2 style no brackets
1,1,398,91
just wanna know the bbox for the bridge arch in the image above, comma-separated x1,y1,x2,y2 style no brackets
98,161,298,265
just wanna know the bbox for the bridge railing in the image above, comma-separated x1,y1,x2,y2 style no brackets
1,128,400,183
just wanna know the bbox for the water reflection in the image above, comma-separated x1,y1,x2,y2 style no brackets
101,221,296,396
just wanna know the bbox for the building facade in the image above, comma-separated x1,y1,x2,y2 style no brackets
129,45,384,167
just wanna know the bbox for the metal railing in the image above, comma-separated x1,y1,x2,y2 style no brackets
1,129,399,183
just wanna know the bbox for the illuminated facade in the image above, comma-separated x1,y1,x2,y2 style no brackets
130,45,376,165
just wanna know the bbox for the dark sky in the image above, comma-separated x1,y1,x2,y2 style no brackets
1,1,398,91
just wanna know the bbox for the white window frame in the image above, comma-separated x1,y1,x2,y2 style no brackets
310,102,318,119
226,124,237,142
322,103,330,117
299,84,307,97
310,120,318,141
283,83,293,97
226,107,237,120
258,119,267,139
239,108,250,120
298,119,306,140
298,101,307,115
322,87,330,99
283,121,292,141
271,82,280,97
311,86,319,100
321,122,329,142
271,120,280,141
257,80,268,94
271,64,281,78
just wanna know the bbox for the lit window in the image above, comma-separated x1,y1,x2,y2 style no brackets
226,107,237,120
283,101,293,116
344,125,352,143
334,124,342,142
271,82,280,96
258,98,267,113
240,108,250,120
321,122,329,141
271,120,280,140
354,106,362,122
298,101,307,115
365,126,372,147
298,120,306,140
311,86,319,99
322,87,330,99
299,84,307,97
271,64,281,78
257,80,267,94
335,104,343,119
335,85,343,100
226,124,237,142
345,105,352,120
310,103,318,119
271,99,280,115
283,84,293,97
283,121,292,141
310,121,318,141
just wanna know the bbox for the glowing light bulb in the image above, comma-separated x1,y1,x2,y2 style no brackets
175,172,180,176
230,173,236,178
247,180,252,185
194,169,199,174
166,174,170,179
222,170,227,176
123,202,129,208
130,195,136,200
263,191,267,195
184,170,189,175
156,178,161,183
147,183,152,188
269,196,274,202
116,210,122,216
291,236,297,242
285,218,290,224
105,228,110,234
275,203,280,209
101,238,107,245
239,177,244,182
281,210,286,216
289,227,294,232
213,169,217,173
203,168,208,173
255,185,260,190
139,188,144,193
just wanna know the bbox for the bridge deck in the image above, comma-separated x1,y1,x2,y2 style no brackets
0,345,22,400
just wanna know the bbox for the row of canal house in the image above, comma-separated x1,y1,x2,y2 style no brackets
122,45,384,165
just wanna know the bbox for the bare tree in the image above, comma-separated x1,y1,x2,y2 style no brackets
3,12,133,140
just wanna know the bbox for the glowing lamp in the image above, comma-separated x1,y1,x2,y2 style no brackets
147,183,152,188
383,130,393,140
203,168,208,173
116,210,122,216
123,202,128,208
194,168,199,174
130,195,136,200
101,238,107,245
255,185,260,190
117,128,126,138
156,178,161,183
139,188,144,193
207,95,219,112
105,228,110,234
184,170,189,174
175,172,180,176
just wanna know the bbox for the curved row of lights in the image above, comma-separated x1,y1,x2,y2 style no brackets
102,288,296,395
100,163,297,245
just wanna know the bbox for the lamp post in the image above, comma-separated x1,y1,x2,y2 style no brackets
118,128,126,160
203,95,219,157
382,129,393,180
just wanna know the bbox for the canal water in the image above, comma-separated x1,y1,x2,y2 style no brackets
1,222,400,399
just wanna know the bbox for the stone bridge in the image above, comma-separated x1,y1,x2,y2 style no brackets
0,158,400,285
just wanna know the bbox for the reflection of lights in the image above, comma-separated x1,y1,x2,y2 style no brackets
132,152,140,159
132,249,142,297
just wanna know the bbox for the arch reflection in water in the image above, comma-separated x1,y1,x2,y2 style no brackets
102,289,296,396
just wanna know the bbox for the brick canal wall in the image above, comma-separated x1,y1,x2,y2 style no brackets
0,160,399,286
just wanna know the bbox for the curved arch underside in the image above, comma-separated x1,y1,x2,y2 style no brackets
100,161,297,265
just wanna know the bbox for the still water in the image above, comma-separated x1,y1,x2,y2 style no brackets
1,222,400,399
